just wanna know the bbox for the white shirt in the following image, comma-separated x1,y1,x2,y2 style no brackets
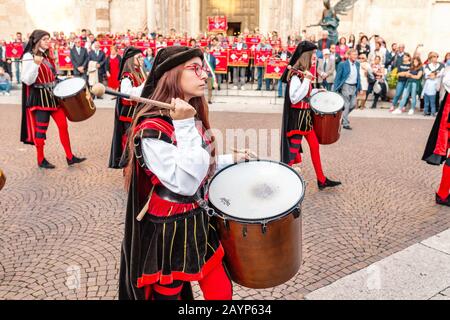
289,75,318,104
423,63,444,96
21,52,40,85
142,118,234,196
346,61,358,85
120,78,145,97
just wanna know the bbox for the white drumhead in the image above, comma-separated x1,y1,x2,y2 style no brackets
208,161,304,221
310,91,344,114
53,78,86,98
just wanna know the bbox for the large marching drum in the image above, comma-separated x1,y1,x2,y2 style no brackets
310,91,344,145
53,77,96,122
208,160,305,289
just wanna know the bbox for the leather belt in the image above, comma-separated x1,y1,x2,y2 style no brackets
155,185,200,204
33,82,56,89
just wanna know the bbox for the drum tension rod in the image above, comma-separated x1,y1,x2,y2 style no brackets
242,226,247,238
223,218,230,231
261,222,267,234
293,206,302,219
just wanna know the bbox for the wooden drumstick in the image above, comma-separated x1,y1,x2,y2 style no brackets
90,83,175,110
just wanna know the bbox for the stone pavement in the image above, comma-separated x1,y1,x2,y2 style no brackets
0,93,449,300
306,229,450,300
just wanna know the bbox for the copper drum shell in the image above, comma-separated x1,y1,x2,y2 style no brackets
0,169,5,191
214,210,302,289
312,110,342,145
58,87,96,122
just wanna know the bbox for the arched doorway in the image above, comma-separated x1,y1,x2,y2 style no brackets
200,0,259,34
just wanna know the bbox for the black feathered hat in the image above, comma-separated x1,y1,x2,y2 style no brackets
141,46,204,98
280,40,317,83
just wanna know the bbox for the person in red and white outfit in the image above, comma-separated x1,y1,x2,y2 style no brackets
20,29,86,169
280,41,341,190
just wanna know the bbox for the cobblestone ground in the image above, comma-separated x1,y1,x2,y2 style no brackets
0,104,449,300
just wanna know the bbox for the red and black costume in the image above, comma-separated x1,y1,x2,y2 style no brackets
280,41,341,190
422,77,450,206
20,30,85,168
119,46,232,300
108,47,145,169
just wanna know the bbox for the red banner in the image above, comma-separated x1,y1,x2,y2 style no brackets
264,58,288,79
211,50,228,74
208,16,227,33
5,42,24,59
254,51,272,67
134,41,155,53
228,49,250,67
100,45,111,56
58,48,73,70
245,37,260,51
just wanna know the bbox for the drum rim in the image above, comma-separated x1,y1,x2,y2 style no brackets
208,159,306,224
310,91,345,115
53,77,87,99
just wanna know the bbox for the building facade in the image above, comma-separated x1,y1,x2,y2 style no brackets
0,0,449,57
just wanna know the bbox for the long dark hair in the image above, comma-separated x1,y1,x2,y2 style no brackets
411,57,423,71
124,64,215,187
287,50,313,81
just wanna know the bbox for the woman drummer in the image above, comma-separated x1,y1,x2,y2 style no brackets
20,29,86,169
280,41,341,190
108,46,147,168
118,46,250,300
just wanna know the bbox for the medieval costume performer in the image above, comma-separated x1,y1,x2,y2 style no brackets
108,46,146,169
422,67,450,206
280,41,341,190
20,29,86,169
118,46,240,300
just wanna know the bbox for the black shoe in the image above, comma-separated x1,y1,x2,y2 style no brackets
424,113,430,116
208,100,212,104
436,193,450,207
67,155,87,166
38,158,56,169
318,178,342,190
343,125,352,130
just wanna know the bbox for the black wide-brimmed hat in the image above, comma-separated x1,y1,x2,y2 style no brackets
141,46,204,98
280,41,317,83
22,29,51,58
118,46,143,78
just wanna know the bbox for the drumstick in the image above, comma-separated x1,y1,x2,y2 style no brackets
91,83,175,110
230,147,258,159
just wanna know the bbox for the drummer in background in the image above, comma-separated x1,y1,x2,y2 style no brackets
108,47,146,169
20,29,86,169
422,67,450,206
280,41,341,190
118,46,250,300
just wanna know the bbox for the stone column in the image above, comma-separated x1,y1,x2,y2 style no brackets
95,0,110,33
189,0,201,37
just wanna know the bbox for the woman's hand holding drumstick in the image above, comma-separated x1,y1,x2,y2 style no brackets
230,147,258,162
